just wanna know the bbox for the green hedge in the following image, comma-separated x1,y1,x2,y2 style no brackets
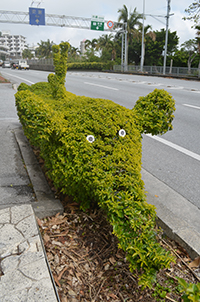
67,61,114,71
15,42,176,288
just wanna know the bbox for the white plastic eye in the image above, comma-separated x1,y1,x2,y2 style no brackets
119,129,126,137
86,135,95,143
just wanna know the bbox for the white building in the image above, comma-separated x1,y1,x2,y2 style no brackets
0,44,9,59
0,30,27,58
80,39,86,55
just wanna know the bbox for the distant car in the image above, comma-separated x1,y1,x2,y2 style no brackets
2,61,11,68
11,61,19,69
18,59,29,70
0,60,3,66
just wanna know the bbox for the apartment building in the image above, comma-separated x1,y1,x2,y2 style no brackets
0,30,27,58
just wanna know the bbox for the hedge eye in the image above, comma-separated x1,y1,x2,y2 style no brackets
119,129,126,137
86,135,95,143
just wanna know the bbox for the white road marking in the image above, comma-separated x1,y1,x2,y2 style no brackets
84,82,119,91
167,86,184,90
1,72,35,84
183,104,200,110
146,134,200,162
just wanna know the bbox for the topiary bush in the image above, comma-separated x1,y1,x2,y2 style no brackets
15,42,176,288
134,88,176,135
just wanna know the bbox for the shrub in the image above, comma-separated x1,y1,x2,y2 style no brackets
177,278,200,302
15,42,176,288
134,88,176,135
67,61,114,71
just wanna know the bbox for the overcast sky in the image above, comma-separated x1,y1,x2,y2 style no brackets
0,0,196,49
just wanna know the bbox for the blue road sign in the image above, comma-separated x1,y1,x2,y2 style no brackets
29,7,45,26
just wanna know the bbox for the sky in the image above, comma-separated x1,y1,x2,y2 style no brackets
0,0,197,50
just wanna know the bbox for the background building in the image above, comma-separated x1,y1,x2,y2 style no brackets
0,30,27,59
80,39,86,56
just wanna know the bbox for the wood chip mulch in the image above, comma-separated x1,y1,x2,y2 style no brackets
38,198,200,302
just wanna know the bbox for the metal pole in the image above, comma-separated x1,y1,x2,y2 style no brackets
124,22,128,71
163,0,171,75
140,0,145,71
121,31,124,72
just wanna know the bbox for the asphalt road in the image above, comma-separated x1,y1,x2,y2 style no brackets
1,68,200,209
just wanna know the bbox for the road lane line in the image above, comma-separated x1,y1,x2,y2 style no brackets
146,134,200,162
1,72,35,84
84,82,119,91
183,104,200,110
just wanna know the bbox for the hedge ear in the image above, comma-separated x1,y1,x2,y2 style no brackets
133,89,176,136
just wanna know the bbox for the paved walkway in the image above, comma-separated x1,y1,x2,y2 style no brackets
0,205,58,302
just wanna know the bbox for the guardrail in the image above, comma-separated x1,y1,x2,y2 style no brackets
113,65,200,78
27,59,200,78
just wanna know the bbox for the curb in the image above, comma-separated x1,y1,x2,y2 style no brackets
142,168,200,259
14,128,64,219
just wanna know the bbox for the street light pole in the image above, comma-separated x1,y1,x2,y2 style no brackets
163,0,171,75
140,0,145,72
124,22,128,72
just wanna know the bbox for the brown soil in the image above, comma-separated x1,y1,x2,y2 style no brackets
37,195,200,302
0,75,10,83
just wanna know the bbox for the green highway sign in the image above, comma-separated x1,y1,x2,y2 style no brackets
91,15,104,31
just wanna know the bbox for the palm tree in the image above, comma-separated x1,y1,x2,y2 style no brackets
97,34,118,61
136,24,156,66
36,39,54,59
117,5,143,64
97,34,113,51
84,38,98,50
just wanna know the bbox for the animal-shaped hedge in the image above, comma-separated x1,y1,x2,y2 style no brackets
15,42,176,288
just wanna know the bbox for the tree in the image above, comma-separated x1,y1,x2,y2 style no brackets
181,39,200,72
144,29,179,66
35,39,55,59
184,1,200,25
67,45,81,63
135,24,156,66
83,39,99,61
84,38,98,50
196,25,200,52
117,5,142,64
169,50,189,67
22,48,34,59
95,34,121,62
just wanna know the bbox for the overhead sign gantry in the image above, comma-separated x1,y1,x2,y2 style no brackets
0,10,119,32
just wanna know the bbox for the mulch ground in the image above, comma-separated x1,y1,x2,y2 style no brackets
37,193,200,302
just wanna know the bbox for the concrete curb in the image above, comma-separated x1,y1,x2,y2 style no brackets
142,168,200,259
14,128,64,219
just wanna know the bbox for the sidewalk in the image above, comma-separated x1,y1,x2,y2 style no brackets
0,83,63,302
0,82,199,301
